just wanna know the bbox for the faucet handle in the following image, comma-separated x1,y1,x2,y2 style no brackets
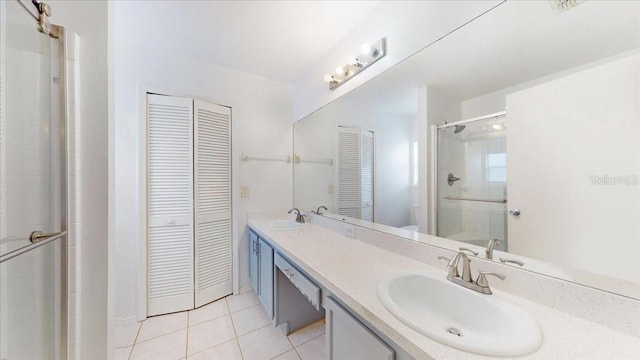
499,257,525,267
437,255,458,278
476,271,506,288
459,247,479,256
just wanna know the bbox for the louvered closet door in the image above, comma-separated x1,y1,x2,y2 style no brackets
337,127,362,218
194,100,232,307
147,94,194,316
360,131,374,222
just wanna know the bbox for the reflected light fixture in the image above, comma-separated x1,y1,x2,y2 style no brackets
323,37,386,90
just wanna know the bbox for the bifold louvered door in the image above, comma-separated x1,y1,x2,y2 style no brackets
147,94,195,316
337,127,374,221
360,131,374,222
194,100,232,308
147,95,232,316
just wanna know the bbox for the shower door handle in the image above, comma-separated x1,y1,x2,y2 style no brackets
508,208,521,216
30,230,64,243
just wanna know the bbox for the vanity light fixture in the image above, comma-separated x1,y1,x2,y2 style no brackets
323,37,386,90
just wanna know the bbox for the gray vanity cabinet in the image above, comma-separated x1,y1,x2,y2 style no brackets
247,230,274,319
248,230,259,291
325,297,395,360
258,238,274,318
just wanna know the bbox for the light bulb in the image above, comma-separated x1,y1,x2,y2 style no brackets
335,66,345,75
360,43,372,55
323,74,333,83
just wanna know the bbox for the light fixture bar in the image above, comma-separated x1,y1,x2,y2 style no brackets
325,37,386,90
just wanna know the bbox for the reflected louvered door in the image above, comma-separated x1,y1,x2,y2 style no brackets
194,100,232,307
147,94,194,316
337,127,362,218
361,131,374,222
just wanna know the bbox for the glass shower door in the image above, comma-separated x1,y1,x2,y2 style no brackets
0,0,66,358
436,115,508,250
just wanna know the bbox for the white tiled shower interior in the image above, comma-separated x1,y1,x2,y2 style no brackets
115,290,325,360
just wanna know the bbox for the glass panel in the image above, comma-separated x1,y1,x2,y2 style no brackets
437,116,507,250
0,1,64,359
1,0,61,255
0,238,61,359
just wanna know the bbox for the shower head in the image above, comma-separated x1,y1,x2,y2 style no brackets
453,125,466,134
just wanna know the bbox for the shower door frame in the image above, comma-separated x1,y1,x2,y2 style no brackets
0,2,70,358
430,110,507,237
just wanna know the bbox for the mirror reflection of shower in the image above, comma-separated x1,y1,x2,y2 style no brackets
436,112,508,251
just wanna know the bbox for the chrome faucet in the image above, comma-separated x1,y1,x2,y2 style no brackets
288,208,306,224
312,205,328,216
438,251,506,295
485,238,501,260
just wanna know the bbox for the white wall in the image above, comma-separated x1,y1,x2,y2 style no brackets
506,52,639,283
292,1,502,121
293,97,413,227
51,1,110,359
112,16,294,324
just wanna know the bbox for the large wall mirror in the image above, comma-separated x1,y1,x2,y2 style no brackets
293,1,639,299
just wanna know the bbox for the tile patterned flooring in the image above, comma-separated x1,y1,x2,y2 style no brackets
114,290,325,360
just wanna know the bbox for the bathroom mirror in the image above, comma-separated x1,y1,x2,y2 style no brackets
293,1,640,299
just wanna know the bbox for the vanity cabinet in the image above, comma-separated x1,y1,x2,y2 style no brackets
258,238,274,318
248,230,274,318
249,230,259,291
325,297,395,360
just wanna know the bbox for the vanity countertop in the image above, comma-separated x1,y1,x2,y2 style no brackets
248,212,640,360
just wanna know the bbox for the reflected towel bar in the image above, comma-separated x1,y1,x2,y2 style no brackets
241,154,291,163
444,196,507,204
294,155,334,166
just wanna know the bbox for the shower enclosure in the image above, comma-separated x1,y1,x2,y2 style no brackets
434,112,508,250
0,1,68,359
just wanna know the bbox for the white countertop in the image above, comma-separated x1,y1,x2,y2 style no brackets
248,213,640,360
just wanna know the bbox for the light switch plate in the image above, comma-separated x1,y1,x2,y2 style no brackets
328,184,334,194
241,186,250,198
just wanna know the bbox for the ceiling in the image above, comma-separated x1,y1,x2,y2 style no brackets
343,0,640,116
114,0,380,84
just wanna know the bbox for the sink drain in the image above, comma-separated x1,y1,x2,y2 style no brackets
447,327,462,337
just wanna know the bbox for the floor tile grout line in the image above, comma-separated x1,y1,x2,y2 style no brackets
127,321,142,359
188,310,230,327
133,311,191,345
291,330,326,350
186,338,243,359
228,300,261,314
285,333,303,360
226,297,246,360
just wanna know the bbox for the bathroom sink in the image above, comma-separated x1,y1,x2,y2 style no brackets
378,271,542,356
264,220,304,231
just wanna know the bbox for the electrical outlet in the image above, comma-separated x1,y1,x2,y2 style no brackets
344,225,356,239
328,184,334,194
241,186,250,198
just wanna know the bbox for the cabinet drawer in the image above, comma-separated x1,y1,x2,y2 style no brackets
275,253,321,310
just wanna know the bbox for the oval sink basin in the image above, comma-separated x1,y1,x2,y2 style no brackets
378,271,542,357
264,220,304,231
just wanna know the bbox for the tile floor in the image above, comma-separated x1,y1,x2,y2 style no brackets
114,290,325,360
